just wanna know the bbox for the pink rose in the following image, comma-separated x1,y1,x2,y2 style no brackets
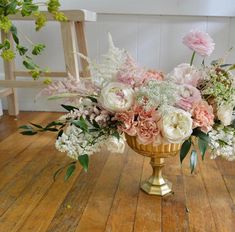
183,30,215,57
136,118,160,144
176,84,202,111
192,101,215,132
115,111,137,136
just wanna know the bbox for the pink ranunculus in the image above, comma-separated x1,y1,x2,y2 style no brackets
176,84,202,111
142,70,164,83
115,111,137,136
183,30,215,57
192,101,215,133
136,118,160,144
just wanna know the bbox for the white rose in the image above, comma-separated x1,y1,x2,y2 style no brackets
161,108,193,144
99,82,134,112
106,136,126,153
217,105,233,126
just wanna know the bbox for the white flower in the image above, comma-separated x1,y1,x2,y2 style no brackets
217,104,233,126
167,63,202,87
99,82,134,112
161,108,193,144
106,135,126,153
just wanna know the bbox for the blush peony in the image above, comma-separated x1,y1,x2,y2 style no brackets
183,30,215,57
99,82,134,112
191,101,214,132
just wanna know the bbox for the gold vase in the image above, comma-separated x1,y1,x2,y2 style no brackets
125,134,182,196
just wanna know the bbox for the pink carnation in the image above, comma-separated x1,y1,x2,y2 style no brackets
176,84,202,111
142,70,164,83
191,101,214,132
136,118,160,144
115,111,137,136
183,30,215,57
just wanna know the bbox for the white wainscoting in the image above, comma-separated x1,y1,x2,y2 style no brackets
1,13,235,111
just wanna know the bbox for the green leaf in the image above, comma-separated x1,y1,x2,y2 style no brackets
87,96,98,103
46,121,64,128
192,128,209,143
20,131,37,136
61,104,79,112
92,120,100,128
198,138,208,160
30,122,43,129
16,45,28,56
190,150,198,174
64,164,76,181
78,154,89,172
57,129,63,139
32,43,46,55
44,128,58,132
23,59,36,70
180,139,191,163
10,25,19,44
18,125,33,130
228,64,235,71
72,117,88,132
112,131,120,140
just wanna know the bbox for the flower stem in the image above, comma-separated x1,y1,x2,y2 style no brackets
190,51,196,66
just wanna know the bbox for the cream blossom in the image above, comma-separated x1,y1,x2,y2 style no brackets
99,82,134,112
106,135,126,153
161,108,193,144
217,105,233,126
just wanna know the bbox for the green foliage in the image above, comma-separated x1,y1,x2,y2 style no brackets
190,150,198,173
65,163,76,180
32,43,46,55
61,104,79,112
72,117,88,132
0,16,12,32
180,139,191,163
198,137,208,160
78,154,89,172
34,12,47,31
1,49,15,60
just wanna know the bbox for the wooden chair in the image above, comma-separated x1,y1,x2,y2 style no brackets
0,10,96,115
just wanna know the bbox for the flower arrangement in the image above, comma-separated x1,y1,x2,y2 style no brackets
20,30,235,179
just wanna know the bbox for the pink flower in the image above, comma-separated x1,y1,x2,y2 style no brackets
176,84,202,111
136,118,160,144
168,63,202,87
115,111,137,136
142,70,164,83
116,55,145,86
183,30,215,57
134,105,159,121
191,101,215,132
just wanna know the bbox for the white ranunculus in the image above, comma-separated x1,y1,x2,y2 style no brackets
106,135,126,153
99,82,134,112
217,105,233,126
161,108,193,144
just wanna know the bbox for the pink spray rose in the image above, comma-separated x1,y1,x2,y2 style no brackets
191,101,214,132
136,118,160,145
142,70,164,83
115,111,137,136
176,84,202,111
183,30,215,57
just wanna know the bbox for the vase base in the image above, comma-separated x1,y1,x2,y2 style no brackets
141,178,173,196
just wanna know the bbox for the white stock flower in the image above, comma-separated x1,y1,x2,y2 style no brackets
106,135,126,153
217,104,233,126
99,82,134,112
161,108,193,144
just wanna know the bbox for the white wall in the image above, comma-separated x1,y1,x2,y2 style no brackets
1,1,235,112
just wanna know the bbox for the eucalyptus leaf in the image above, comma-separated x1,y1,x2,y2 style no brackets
180,139,191,163
78,154,89,172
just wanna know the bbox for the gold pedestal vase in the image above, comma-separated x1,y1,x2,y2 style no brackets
125,134,182,196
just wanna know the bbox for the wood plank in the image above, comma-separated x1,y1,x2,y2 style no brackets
199,155,234,232
104,149,144,232
0,139,58,216
10,10,96,22
75,151,127,232
0,150,72,232
216,158,235,176
0,88,13,98
134,156,161,232
14,71,67,78
60,22,80,78
161,155,189,232
46,151,109,232
75,22,91,77
16,163,83,232
0,80,45,88
1,31,19,115
182,157,217,232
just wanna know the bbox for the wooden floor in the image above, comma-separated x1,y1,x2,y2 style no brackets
0,112,234,232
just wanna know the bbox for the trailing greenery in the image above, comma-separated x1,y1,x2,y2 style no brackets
0,0,66,80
